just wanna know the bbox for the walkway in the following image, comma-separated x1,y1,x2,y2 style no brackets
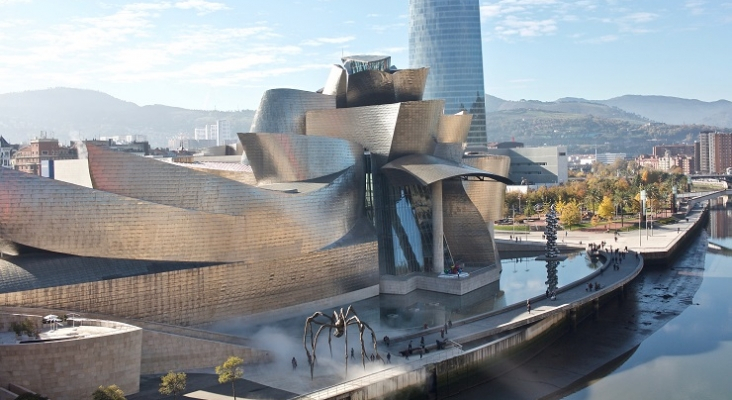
186,207,706,399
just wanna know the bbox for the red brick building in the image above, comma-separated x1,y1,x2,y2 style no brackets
12,135,76,175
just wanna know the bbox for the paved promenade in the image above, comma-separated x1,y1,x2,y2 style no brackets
181,206,706,400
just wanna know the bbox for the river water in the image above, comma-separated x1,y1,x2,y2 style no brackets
563,208,732,399
456,209,732,399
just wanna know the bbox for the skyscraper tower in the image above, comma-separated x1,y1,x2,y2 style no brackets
409,0,488,145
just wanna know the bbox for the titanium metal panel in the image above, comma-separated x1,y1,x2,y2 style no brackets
381,154,514,187
345,70,396,108
442,179,497,266
306,103,400,167
306,101,444,170
437,113,472,144
322,64,347,108
238,133,362,184
341,55,391,74
249,89,335,135
409,0,488,145
2,156,362,262
393,67,429,103
388,100,442,161
433,143,464,164
434,113,472,162
463,154,511,224
0,254,212,293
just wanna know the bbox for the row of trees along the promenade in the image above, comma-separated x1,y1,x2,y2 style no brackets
504,159,689,229
87,356,243,400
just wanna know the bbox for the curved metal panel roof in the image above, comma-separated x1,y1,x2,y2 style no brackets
381,154,514,186
250,89,335,134
238,133,362,184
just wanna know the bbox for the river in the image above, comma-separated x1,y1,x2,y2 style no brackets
454,209,732,399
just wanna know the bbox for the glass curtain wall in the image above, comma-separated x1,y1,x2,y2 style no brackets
376,175,456,275
409,0,488,145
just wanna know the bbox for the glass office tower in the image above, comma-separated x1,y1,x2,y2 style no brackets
409,0,488,146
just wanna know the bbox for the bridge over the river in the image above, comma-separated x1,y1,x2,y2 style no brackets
678,189,732,208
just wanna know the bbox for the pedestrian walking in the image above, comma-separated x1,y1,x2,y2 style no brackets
292,357,297,370
526,299,531,314
387,352,391,363
351,347,355,360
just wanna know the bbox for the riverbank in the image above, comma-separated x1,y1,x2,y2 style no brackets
124,206,708,400
283,207,708,399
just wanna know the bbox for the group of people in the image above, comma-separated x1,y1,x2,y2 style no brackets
610,247,627,270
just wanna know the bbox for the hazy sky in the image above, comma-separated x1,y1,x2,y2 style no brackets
1,0,730,110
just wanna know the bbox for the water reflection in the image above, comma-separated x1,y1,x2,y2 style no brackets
373,252,599,331
204,251,600,338
561,209,732,400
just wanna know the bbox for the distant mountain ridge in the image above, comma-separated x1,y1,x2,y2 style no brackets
0,88,255,147
1,88,730,151
593,95,732,128
486,94,732,128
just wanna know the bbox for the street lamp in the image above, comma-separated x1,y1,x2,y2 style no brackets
639,189,646,247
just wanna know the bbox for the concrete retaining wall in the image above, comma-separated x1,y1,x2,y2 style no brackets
380,266,501,295
141,330,272,374
310,313,567,400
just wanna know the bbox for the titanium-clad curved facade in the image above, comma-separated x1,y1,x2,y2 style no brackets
238,133,362,184
0,53,510,322
0,164,362,263
249,89,335,134
409,0,488,145
322,64,347,108
463,154,512,223
343,68,429,108
306,100,444,167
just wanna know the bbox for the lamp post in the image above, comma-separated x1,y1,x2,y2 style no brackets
518,194,522,216
639,190,646,247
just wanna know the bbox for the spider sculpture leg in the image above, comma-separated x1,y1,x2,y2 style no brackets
303,312,335,380
342,309,350,377
342,307,380,370
346,315,379,370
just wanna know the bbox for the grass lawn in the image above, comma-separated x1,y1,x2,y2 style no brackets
494,225,530,232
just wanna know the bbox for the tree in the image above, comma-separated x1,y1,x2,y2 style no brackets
524,199,534,217
597,196,615,222
92,385,126,400
559,202,581,229
216,356,244,400
159,371,187,400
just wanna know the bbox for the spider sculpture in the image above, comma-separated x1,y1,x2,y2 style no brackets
303,305,380,379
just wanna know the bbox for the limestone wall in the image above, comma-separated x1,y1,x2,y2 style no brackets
141,330,272,374
0,321,142,400
0,241,378,326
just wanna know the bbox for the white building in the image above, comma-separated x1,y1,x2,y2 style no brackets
472,145,568,185
0,136,16,168
193,120,229,146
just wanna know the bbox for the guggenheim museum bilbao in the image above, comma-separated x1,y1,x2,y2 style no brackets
0,55,511,326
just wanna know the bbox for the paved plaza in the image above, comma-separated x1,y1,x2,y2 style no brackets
130,207,705,400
